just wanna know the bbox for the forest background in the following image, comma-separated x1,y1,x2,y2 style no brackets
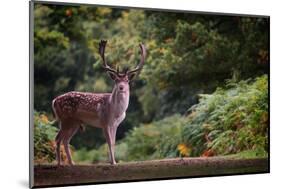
33,3,269,164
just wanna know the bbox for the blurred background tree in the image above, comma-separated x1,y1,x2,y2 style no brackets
33,3,269,163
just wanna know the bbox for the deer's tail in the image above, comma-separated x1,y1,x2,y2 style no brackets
52,98,59,122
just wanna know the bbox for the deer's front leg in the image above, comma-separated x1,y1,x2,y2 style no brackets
104,114,126,165
104,127,117,165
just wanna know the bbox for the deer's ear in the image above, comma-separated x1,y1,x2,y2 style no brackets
128,73,137,81
108,72,117,80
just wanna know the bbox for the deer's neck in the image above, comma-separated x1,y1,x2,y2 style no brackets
110,86,129,118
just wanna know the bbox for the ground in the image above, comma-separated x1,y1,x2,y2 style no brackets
32,157,268,188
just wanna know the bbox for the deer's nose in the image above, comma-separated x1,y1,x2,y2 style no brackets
119,85,124,91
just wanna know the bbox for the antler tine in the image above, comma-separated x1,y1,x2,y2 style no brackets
127,43,146,75
99,40,117,74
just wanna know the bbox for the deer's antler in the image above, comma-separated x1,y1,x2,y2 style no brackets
127,43,146,75
99,40,118,74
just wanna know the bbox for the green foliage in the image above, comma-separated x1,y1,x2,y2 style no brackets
182,75,268,157
139,16,269,119
34,111,58,163
122,114,187,161
225,149,268,159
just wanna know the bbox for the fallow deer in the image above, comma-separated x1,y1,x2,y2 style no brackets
52,40,146,165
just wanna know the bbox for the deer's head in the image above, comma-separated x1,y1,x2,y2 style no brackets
98,40,146,94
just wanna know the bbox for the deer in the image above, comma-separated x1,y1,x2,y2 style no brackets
52,40,146,166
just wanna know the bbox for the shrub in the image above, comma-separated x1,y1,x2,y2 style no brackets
34,111,74,164
121,114,187,161
34,111,58,163
181,75,268,157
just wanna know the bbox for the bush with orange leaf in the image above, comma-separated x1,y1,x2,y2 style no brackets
182,75,268,158
34,111,74,164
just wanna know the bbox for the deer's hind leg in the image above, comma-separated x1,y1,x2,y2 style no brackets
55,122,63,166
60,119,80,166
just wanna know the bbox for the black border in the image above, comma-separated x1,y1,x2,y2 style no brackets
29,0,270,188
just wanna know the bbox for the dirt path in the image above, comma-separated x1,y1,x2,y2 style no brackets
32,157,268,188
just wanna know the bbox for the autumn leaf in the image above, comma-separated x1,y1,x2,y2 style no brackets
201,149,215,157
191,32,197,42
40,114,49,124
65,9,72,17
177,143,191,157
